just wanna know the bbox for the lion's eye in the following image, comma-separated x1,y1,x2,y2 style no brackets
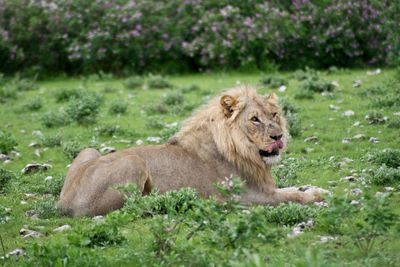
251,116,260,123
272,112,278,118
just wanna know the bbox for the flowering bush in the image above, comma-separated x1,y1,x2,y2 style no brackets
0,0,397,74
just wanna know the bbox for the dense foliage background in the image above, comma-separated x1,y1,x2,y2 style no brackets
0,0,399,75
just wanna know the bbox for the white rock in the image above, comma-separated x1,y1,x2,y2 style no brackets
100,146,116,154
93,215,104,220
304,136,318,143
20,228,43,238
20,200,28,205
146,136,162,143
29,141,39,147
384,187,394,192
0,154,11,161
44,176,53,182
329,104,340,111
319,236,336,243
352,80,362,88
353,121,361,127
32,130,43,138
366,69,381,76
353,134,366,140
341,176,357,182
278,85,287,92
350,188,363,196
369,137,379,144
331,81,340,87
393,112,400,116
53,225,71,232
342,138,352,144
21,163,52,174
7,248,25,257
165,122,178,128
350,200,360,205
135,139,144,146
343,110,355,117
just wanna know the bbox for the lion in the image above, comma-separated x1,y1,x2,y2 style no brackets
58,86,328,217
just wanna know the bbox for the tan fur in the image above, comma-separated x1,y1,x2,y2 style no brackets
58,86,328,217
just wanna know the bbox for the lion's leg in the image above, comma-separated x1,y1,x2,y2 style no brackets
241,186,328,205
81,155,152,216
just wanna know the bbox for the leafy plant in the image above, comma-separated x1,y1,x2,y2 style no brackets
123,76,143,89
32,196,60,219
0,129,17,154
162,92,184,106
109,99,129,115
387,119,400,128
263,203,318,226
40,134,63,147
299,77,335,93
260,74,288,88
66,90,103,125
54,88,80,102
63,140,84,160
0,168,14,193
95,124,126,137
23,96,43,111
148,75,172,89
367,149,400,168
41,111,70,128
365,165,400,185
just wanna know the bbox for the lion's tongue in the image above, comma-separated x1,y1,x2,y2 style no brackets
266,140,283,153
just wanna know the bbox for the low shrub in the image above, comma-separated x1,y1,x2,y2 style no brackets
263,203,318,225
294,88,314,100
33,196,60,219
41,111,70,128
145,117,165,129
0,129,17,154
180,84,200,93
40,134,63,147
148,75,172,89
162,92,184,106
367,149,400,168
279,98,299,114
293,68,319,81
54,88,80,102
8,77,39,91
23,96,43,111
260,74,288,88
68,221,126,248
365,111,387,124
63,140,84,160
365,165,400,185
0,168,14,193
273,158,300,188
0,84,18,101
285,112,302,137
66,91,103,125
123,76,144,89
109,100,129,115
145,103,169,115
299,77,335,93
387,119,400,128
95,124,126,137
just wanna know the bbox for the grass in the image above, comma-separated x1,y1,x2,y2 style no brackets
0,69,399,266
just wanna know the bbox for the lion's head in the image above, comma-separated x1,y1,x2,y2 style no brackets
217,87,288,166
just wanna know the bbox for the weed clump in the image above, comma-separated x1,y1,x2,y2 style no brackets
387,119,400,128
54,88,80,102
41,111,70,128
365,111,387,124
0,130,17,154
180,84,200,93
299,77,335,93
63,140,84,160
260,74,288,88
148,75,172,89
95,124,126,137
0,168,14,193
123,76,143,89
293,67,319,81
33,196,60,219
264,203,318,225
145,116,165,129
8,77,39,91
109,100,129,115
23,96,43,111
367,149,400,168
279,98,302,137
365,165,400,185
40,134,63,147
66,91,103,125
162,92,184,106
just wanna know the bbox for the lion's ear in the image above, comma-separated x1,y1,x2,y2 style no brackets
266,93,279,104
220,94,237,117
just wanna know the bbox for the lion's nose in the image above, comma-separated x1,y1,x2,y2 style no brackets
270,134,283,141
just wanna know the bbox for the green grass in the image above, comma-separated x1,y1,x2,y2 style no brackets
0,69,399,266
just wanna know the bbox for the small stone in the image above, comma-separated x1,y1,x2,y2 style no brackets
278,85,287,92
353,134,366,140
319,236,336,243
32,130,43,138
10,151,21,158
34,149,41,158
53,225,71,232
93,215,104,220
350,200,360,205
0,154,11,161
44,176,53,182
393,112,400,116
29,141,39,147
343,110,355,117
341,176,357,182
384,187,394,192
350,188,363,196
302,147,314,154
21,163,52,174
314,201,328,207
331,81,339,87
342,138,352,144
352,80,362,88
369,137,379,144
366,69,381,76
146,136,162,143
7,248,25,257
304,136,318,143
20,228,43,238
329,104,340,111
100,146,116,154
353,121,361,127
135,139,144,146
165,122,178,128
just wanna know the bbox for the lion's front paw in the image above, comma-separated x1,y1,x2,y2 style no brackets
298,185,331,203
